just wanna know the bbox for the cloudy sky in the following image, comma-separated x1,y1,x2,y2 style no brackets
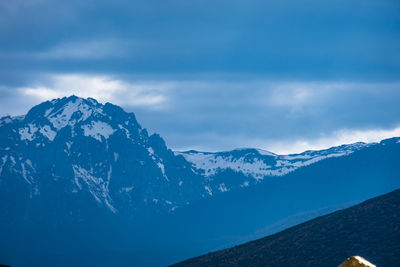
1,0,399,154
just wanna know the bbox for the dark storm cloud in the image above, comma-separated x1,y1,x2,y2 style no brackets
0,0,399,80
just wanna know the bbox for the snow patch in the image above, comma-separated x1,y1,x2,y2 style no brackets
0,116,12,125
178,152,274,180
9,156,16,166
47,98,103,130
147,147,155,155
39,125,57,141
20,161,33,184
282,154,312,160
0,155,8,176
26,159,33,169
218,183,228,192
118,124,131,139
66,141,72,150
157,162,169,181
107,165,112,180
81,121,116,142
72,165,116,213
44,107,54,117
241,181,250,187
147,147,169,181
87,98,98,105
204,185,212,196
19,124,38,141
171,206,178,212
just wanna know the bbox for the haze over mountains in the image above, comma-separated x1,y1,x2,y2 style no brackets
1,96,399,266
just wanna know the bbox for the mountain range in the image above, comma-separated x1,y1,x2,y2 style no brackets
1,96,399,266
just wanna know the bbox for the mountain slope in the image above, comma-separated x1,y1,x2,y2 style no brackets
172,188,400,267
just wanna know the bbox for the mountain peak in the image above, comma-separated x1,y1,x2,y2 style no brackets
43,96,104,130
24,95,102,123
0,96,189,215
4,96,145,144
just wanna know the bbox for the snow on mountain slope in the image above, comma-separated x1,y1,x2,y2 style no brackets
176,142,370,181
0,96,200,217
0,95,389,219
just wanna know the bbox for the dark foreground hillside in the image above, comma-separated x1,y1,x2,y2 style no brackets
173,189,400,267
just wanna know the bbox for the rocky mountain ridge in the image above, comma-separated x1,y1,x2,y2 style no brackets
0,96,393,219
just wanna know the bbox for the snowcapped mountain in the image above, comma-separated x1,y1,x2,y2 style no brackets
0,96,204,220
176,143,369,193
178,144,369,179
0,95,392,220
1,96,400,267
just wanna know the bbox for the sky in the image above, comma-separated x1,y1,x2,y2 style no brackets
0,0,399,154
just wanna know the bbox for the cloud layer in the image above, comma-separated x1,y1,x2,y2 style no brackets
0,0,399,81
1,74,399,154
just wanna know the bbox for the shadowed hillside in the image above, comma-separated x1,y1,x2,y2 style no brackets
173,189,400,267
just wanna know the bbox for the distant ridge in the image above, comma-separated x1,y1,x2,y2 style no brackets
172,188,400,267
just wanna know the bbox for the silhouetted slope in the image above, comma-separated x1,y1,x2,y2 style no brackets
173,189,400,267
